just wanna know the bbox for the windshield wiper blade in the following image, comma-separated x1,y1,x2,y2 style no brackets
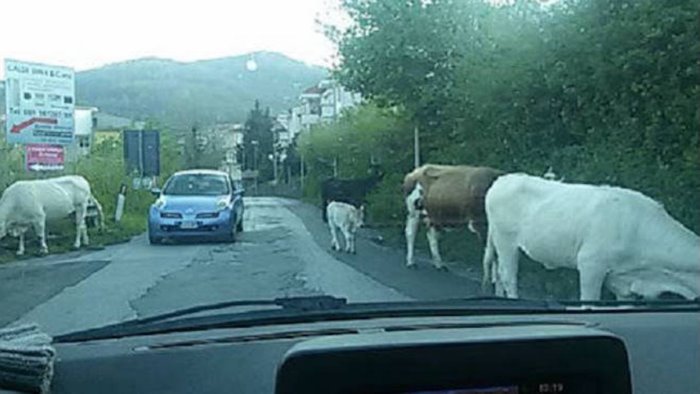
55,296,562,343
55,296,347,342
116,295,348,328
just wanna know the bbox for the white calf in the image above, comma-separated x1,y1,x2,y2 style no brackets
482,174,700,301
327,201,365,254
0,176,100,255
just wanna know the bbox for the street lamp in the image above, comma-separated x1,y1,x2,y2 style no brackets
251,140,259,193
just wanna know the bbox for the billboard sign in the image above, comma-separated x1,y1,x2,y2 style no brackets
25,144,65,171
4,59,75,145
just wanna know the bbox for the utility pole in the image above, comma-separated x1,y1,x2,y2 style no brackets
333,80,339,178
413,124,420,169
300,152,305,190
252,140,259,194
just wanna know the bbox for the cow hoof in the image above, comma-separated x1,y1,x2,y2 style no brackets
406,264,417,270
16,251,24,256
434,265,448,271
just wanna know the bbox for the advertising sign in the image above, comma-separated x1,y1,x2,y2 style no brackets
25,144,65,171
4,59,75,145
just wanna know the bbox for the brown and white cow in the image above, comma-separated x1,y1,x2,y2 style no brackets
403,164,503,269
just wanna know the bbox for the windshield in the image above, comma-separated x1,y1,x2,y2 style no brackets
1,0,698,337
163,174,230,196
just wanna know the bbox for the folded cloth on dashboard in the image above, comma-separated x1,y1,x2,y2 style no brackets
0,324,55,394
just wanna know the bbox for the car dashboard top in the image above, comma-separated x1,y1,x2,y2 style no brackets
39,306,700,394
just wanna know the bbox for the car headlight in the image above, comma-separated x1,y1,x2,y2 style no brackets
217,199,229,210
160,212,182,219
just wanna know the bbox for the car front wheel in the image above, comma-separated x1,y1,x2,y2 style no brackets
149,233,162,245
223,219,237,243
148,224,162,245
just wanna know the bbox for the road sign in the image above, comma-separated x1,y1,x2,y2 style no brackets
25,144,65,171
4,59,75,145
123,130,160,176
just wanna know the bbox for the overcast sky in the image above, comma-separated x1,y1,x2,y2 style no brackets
0,0,341,79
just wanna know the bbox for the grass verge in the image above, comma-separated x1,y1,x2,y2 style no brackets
0,213,145,265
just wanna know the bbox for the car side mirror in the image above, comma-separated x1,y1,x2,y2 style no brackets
150,188,162,196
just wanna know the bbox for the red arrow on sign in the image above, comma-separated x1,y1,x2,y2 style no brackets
10,117,58,133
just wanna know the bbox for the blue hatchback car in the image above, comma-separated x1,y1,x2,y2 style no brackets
147,170,244,244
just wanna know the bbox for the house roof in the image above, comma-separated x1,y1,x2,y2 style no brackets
302,85,326,95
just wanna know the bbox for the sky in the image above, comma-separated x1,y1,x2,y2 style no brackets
0,0,342,79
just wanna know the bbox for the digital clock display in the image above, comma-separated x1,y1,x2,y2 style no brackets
404,381,576,394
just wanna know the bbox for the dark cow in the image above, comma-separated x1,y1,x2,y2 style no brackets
320,169,383,222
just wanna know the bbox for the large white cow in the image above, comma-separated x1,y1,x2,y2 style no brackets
482,173,700,301
0,176,104,255
327,201,365,254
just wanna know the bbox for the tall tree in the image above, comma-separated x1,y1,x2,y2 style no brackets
242,100,275,180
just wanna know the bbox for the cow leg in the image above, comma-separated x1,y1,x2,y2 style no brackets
404,214,420,268
495,247,520,299
74,203,89,249
329,224,340,251
426,226,445,270
342,228,353,253
34,220,48,255
492,261,506,297
468,219,487,245
481,231,496,295
578,263,606,301
16,232,25,256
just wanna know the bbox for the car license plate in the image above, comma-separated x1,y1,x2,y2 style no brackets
181,220,198,229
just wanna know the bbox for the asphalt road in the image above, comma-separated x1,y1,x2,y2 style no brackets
0,197,484,336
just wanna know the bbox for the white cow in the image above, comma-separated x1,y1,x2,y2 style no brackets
327,201,365,254
0,176,103,255
482,173,700,301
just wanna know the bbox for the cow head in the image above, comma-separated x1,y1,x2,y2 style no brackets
405,182,425,213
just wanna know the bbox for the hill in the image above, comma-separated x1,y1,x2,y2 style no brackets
1,52,327,129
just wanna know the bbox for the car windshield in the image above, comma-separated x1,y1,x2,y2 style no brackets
0,0,698,337
163,174,229,196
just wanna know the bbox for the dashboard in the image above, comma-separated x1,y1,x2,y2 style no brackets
48,309,698,393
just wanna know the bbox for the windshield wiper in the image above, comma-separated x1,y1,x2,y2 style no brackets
55,296,564,343
114,295,347,328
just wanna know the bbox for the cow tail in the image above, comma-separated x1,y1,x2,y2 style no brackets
91,194,105,231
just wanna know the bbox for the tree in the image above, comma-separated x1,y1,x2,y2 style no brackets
321,0,699,232
242,100,275,180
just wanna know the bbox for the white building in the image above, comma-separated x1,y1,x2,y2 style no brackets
64,106,98,161
276,79,362,148
206,123,244,179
